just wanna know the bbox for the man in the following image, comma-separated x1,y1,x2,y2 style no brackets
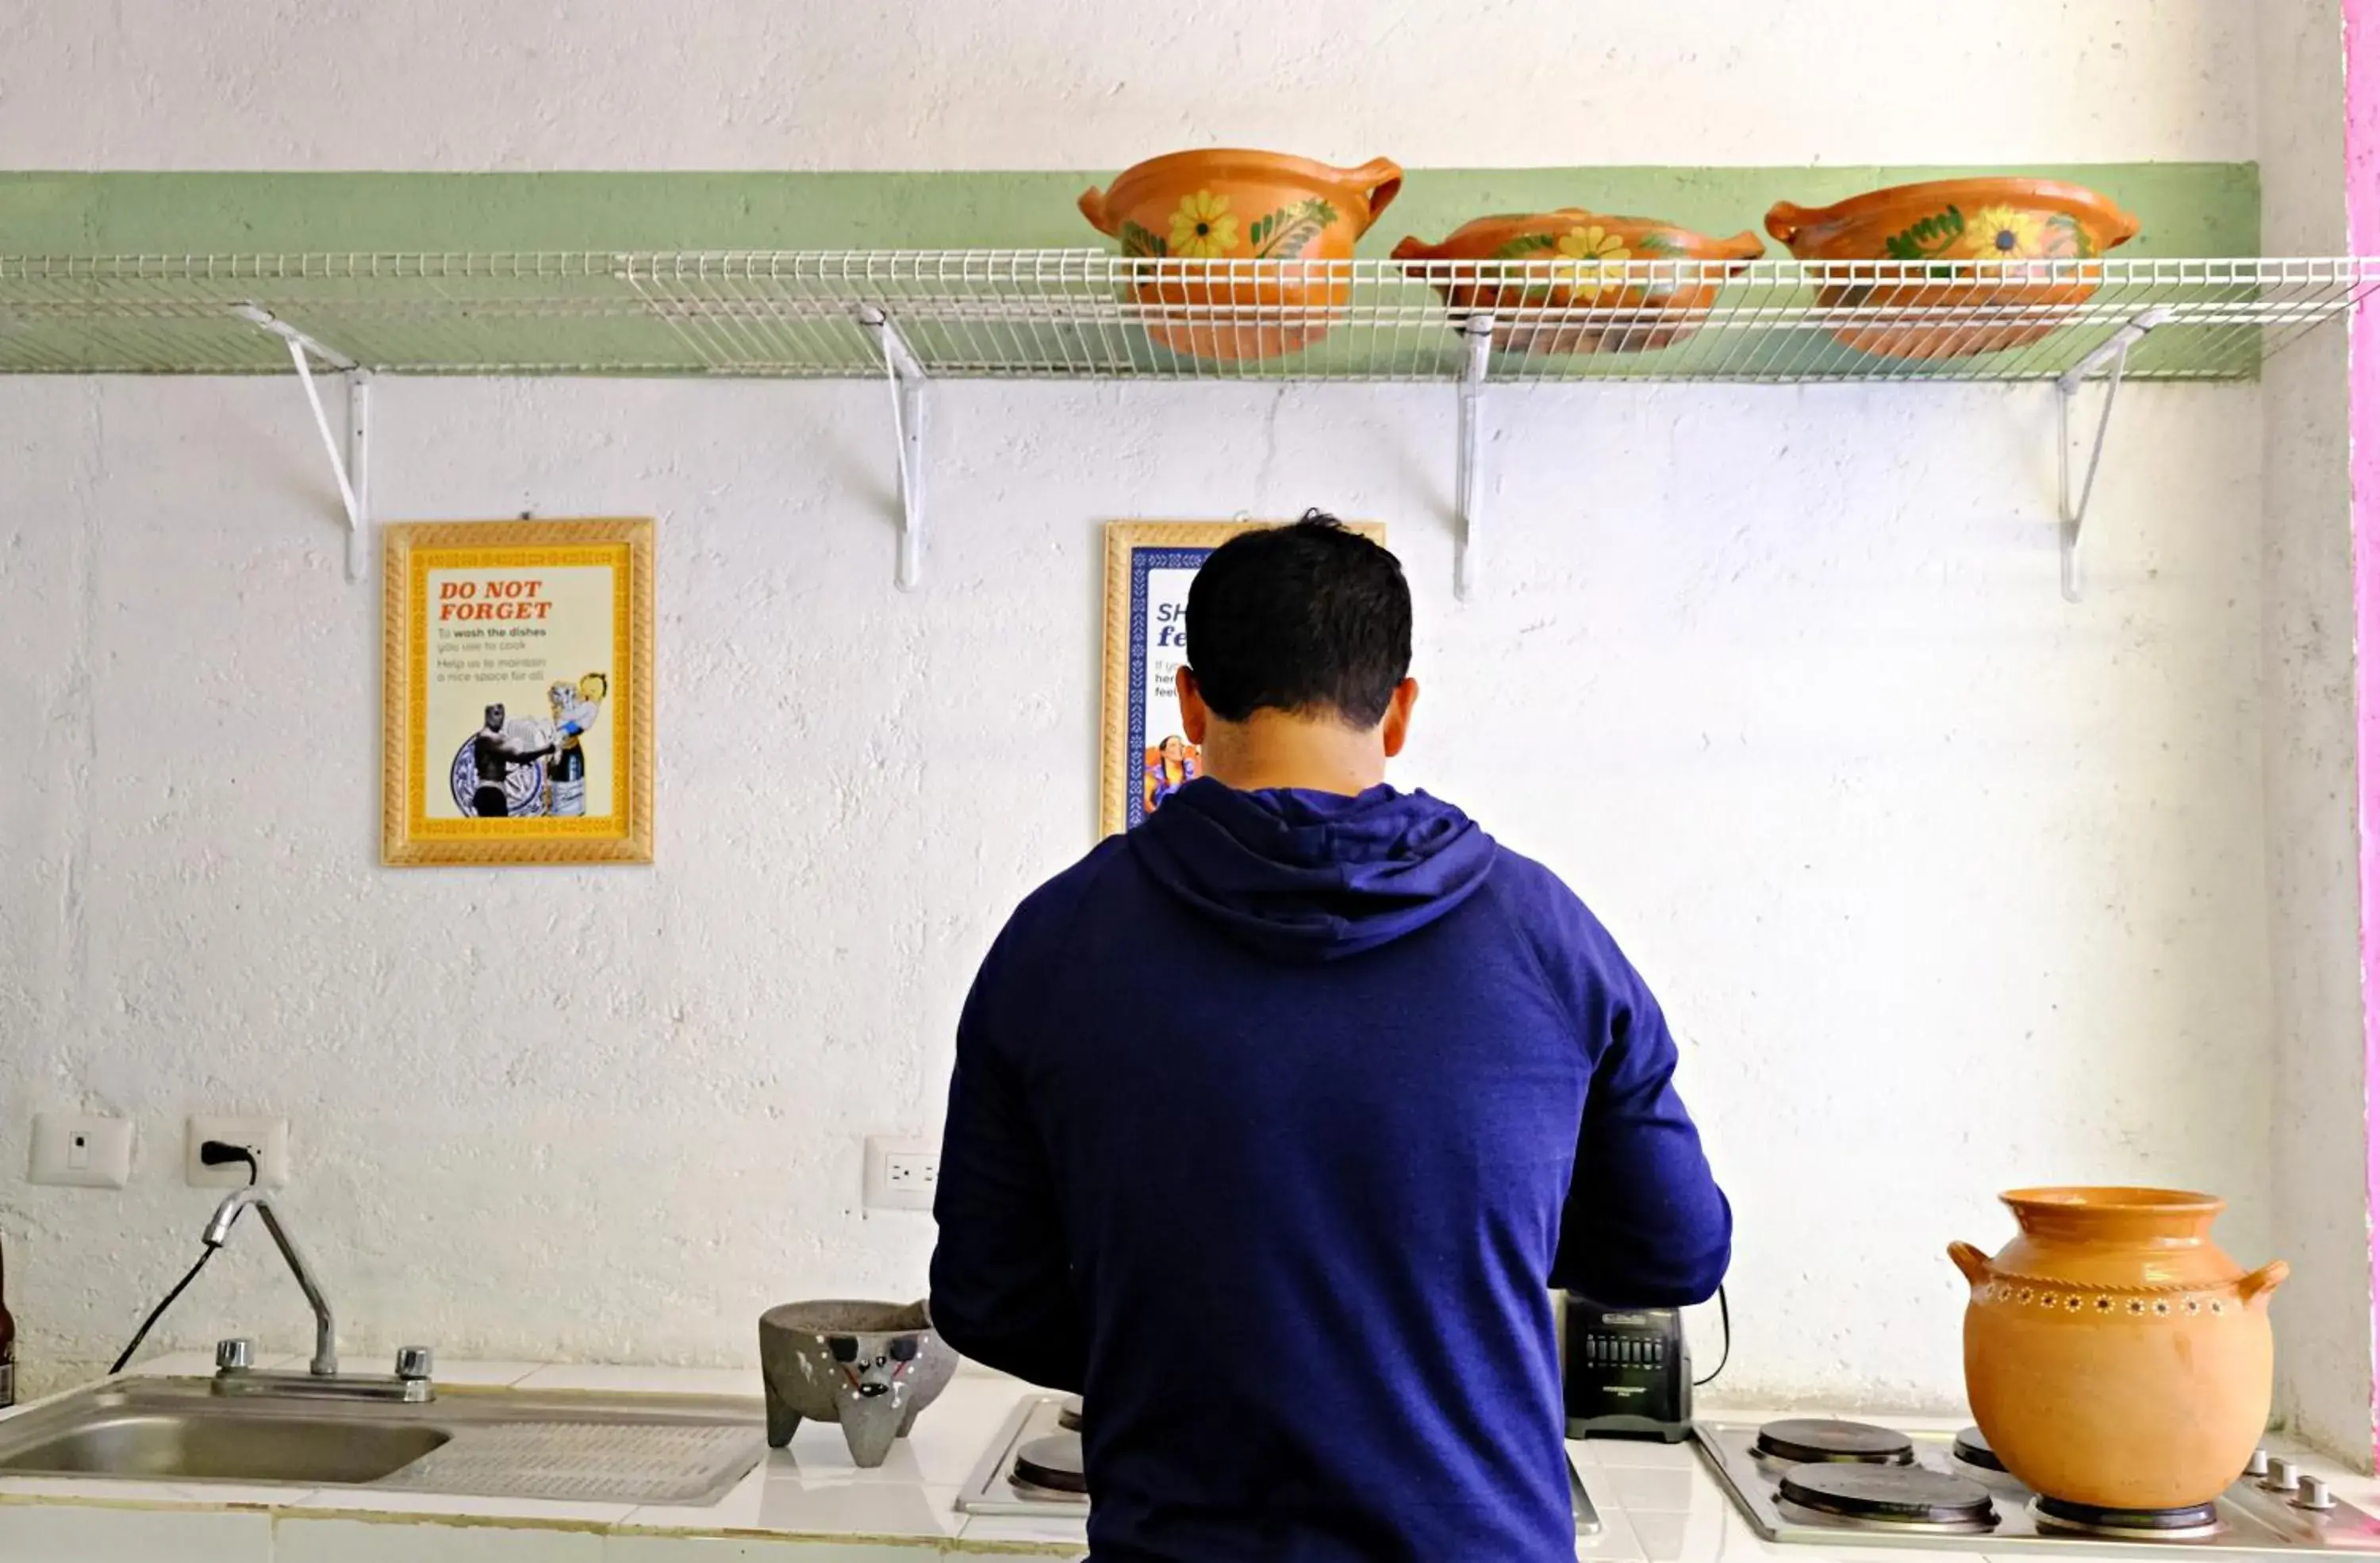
931,515,1729,1563
467,703,552,819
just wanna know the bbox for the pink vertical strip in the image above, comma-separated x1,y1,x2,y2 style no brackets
2352,0,2380,1472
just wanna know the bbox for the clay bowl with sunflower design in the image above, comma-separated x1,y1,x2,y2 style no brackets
1079,149,1403,361
1392,212,1764,354
1765,178,2139,359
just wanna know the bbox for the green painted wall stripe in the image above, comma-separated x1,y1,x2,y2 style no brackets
0,165,2259,258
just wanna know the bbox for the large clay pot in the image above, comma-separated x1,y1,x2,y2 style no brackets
1078,149,1404,361
1948,1188,2286,1511
1392,211,1763,354
758,1300,958,1469
1766,178,2139,359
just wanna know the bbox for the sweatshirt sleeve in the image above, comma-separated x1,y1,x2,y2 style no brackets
1549,958,1733,1308
927,925,1089,1392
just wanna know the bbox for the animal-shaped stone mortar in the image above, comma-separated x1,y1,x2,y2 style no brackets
758,1300,957,1468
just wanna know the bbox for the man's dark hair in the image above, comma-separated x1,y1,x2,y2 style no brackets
1184,510,1411,728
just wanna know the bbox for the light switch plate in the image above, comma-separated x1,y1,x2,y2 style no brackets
185,1116,290,1188
29,1112,135,1189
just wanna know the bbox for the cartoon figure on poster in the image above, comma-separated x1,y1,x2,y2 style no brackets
447,671,609,819
1144,734,1201,815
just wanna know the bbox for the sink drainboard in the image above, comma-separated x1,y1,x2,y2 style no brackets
374,1421,765,1505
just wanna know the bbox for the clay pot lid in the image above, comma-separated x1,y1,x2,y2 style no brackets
1779,1464,1996,1527
1952,1427,2005,1473
1013,1433,1086,1496
2033,1496,2221,1539
1755,1419,1915,1466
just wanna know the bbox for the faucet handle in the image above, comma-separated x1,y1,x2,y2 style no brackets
394,1346,434,1382
214,1338,254,1374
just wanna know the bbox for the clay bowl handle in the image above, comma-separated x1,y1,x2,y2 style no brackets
1345,158,1405,230
1716,229,1768,263
1764,202,1818,248
1388,236,1434,264
1948,1241,1994,1287
2238,1260,2290,1304
1077,185,1115,238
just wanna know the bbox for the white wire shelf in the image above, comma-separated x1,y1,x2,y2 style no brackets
2,252,2374,382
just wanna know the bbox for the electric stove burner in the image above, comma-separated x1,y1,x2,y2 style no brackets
1011,1433,1086,1496
1755,1418,1916,1467
2032,1496,2222,1541
1952,1427,2005,1473
1777,1464,1998,1532
1058,1396,1084,1432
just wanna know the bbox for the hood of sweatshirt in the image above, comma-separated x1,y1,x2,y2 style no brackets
1127,778,1498,962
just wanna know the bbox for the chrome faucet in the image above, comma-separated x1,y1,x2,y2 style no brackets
201,1188,436,1403
202,1187,337,1377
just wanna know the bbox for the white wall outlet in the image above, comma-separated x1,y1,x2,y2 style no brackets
863,1136,940,1212
29,1112,134,1189
185,1116,290,1188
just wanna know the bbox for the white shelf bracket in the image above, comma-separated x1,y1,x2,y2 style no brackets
859,306,929,591
1454,314,1495,601
232,305,371,582
2055,305,2172,605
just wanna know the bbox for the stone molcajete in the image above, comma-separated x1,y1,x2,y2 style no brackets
1078,148,1404,361
1949,1187,2287,1512
758,1300,957,1469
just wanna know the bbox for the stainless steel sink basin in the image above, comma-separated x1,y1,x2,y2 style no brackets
0,1377,766,1504
1,1413,449,1484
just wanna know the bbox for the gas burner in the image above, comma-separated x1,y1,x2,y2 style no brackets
1755,1418,1916,1467
1776,1464,1998,1533
1011,1433,1085,1497
1952,1427,2005,1473
2032,1496,2221,1542
1058,1396,1084,1432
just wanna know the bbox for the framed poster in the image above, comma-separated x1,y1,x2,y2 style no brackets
382,518,654,866
1100,519,1386,837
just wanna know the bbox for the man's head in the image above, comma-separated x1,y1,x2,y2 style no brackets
1177,513,1418,794
484,703,506,732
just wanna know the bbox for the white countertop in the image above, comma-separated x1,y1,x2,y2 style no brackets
0,1359,2371,1561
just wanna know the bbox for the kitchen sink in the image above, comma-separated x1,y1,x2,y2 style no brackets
0,1377,766,1504
0,1414,449,1484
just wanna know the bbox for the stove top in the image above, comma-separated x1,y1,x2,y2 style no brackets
1698,1419,2380,1553
956,1393,1599,1533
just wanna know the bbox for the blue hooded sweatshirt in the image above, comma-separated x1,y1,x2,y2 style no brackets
931,780,1729,1563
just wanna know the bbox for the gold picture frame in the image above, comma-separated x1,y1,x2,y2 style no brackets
1100,519,1386,838
382,518,655,866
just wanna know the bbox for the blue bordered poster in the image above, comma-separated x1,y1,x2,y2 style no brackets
1099,520,1387,837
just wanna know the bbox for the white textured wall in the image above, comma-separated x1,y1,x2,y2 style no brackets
0,0,2340,1417
2,0,2251,170
0,373,2274,1406
2258,0,2372,1465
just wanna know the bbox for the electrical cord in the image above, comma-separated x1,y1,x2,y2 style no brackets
108,1143,257,1376
1692,1285,1730,1388
109,1249,217,1375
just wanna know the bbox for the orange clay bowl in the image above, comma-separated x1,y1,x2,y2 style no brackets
1765,178,2139,360
1392,211,1764,354
1079,148,1403,362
